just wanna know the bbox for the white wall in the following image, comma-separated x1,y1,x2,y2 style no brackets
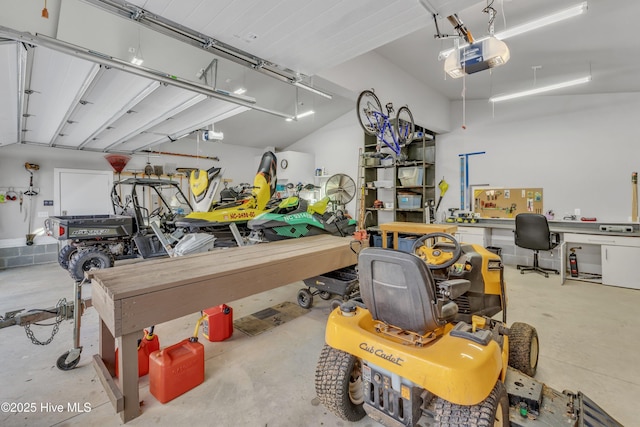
437,92,640,223
0,142,264,239
286,113,362,216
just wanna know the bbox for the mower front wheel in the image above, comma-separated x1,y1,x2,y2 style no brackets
508,322,539,377
435,381,509,427
315,344,366,422
297,288,313,309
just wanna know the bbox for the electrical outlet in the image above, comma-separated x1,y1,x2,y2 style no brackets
38,211,49,218
574,208,581,216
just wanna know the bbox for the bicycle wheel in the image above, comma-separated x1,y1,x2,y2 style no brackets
395,106,415,144
356,90,383,136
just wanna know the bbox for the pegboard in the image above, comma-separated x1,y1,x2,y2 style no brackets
473,187,543,218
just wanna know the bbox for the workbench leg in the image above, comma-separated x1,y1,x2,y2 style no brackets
381,231,388,248
118,332,141,423
393,232,398,250
99,319,115,376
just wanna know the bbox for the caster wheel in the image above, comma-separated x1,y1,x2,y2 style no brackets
297,288,313,309
319,291,332,300
56,351,81,371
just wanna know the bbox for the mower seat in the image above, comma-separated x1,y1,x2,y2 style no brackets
358,247,470,336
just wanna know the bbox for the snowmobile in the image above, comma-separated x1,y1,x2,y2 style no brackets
247,183,357,242
175,151,278,244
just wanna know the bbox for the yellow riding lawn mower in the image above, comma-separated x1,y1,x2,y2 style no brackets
315,233,622,427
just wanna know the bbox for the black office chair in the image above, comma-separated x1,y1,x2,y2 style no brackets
514,213,560,278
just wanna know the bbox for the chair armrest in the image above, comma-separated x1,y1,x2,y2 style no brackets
437,279,471,300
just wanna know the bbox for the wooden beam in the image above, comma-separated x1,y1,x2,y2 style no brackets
92,354,124,413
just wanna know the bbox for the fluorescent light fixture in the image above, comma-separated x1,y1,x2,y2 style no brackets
292,81,333,99
233,87,246,95
489,76,591,103
130,56,144,66
439,1,588,59
286,110,315,122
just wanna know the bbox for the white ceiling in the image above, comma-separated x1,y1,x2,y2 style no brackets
377,0,640,100
2,0,638,153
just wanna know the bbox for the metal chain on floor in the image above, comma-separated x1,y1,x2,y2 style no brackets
24,298,67,346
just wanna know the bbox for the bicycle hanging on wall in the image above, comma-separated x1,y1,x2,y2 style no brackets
356,89,415,156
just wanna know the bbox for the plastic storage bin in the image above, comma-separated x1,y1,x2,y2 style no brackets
397,236,417,253
397,194,422,209
373,234,393,248
398,167,424,187
374,180,393,188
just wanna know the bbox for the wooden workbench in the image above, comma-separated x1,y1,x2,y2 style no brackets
379,222,458,249
89,235,359,422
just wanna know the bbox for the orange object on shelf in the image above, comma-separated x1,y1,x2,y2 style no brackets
149,338,205,403
115,328,159,378
202,304,233,342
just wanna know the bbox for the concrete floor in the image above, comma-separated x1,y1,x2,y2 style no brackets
0,260,638,427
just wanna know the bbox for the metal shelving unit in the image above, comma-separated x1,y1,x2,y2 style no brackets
362,125,436,230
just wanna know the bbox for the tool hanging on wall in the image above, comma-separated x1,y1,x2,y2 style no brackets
434,177,449,213
24,163,40,246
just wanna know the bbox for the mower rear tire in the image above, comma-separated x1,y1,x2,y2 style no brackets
68,247,114,281
508,322,539,377
435,380,509,427
297,288,313,309
315,344,366,422
58,244,77,270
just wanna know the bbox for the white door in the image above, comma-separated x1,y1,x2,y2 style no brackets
54,168,113,216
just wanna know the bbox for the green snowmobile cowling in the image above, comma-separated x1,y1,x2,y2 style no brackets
248,197,356,242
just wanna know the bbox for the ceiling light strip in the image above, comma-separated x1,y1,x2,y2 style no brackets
78,80,160,149
439,1,588,59
0,27,296,121
83,0,333,100
489,76,591,103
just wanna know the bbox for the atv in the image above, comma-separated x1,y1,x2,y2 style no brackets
46,178,192,281
315,233,622,427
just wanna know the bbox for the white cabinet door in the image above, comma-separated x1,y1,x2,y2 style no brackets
601,245,640,289
455,227,486,246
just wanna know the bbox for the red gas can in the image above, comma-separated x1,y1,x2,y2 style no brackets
115,329,159,378
202,304,233,342
149,338,205,403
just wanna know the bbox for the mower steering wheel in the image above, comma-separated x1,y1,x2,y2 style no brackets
411,232,462,270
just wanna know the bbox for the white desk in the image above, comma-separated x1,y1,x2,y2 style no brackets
560,233,640,289
445,219,640,289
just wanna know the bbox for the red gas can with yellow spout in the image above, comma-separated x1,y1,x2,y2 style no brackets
202,304,233,342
